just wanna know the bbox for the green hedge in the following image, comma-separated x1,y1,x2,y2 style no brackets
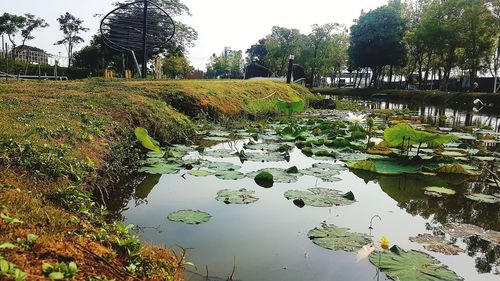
0,58,100,79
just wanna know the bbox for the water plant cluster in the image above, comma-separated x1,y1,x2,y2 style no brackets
133,102,500,280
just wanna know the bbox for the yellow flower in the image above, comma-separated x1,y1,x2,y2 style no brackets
380,236,390,250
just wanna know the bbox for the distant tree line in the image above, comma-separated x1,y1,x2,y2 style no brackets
234,0,499,92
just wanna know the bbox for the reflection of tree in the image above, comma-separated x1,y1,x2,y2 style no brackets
464,235,500,274
352,171,500,274
355,173,500,231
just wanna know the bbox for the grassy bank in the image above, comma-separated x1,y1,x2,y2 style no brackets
0,79,312,280
313,88,500,111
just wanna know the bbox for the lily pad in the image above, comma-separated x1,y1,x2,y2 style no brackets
347,159,421,175
423,186,456,197
247,168,298,183
442,223,486,239
200,161,241,171
203,149,237,158
243,152,286,162
435,164,480,176
284,188,355,207
466,193,500,203
307,224,370,251
167,210,212,224
369,245,462,281
139,161,182,175
300,163,345,182
409,234,464,255
214,170,245,180
188,170,213,177
216,188,258,204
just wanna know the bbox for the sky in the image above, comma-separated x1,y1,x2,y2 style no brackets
2,0,388,70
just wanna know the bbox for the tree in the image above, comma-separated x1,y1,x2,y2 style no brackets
161,54,193,78
0,13,48,59
486,0,500,92
206,48,243,79
246,38,268,64
55,13,89,68
348,5,406,88
461,0,496,86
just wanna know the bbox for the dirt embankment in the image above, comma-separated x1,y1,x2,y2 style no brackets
0,79,312,280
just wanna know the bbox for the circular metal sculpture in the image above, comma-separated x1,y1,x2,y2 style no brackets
100,0,175,78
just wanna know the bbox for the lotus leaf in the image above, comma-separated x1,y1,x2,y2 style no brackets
409,234,464,255
347,159,422,175
201,161,241,171
442,223,486,239
423,186,456,197
139,161,182,175
214,170,245,180
135,127,162,153
203,149,237,158
244,152,286,162
167,210,212,224
369,245,463,281
284,188,355,207
247,168,298,183
188,170,213,177
254,171,274,188
299,163,345,182
275,99,305,116
435,164,480,176
307,224,370,251
384,123,457,148
216,188,259,204
465,193,500,204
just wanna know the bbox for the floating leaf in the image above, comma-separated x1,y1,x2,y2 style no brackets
284,188,355,207
247,168,298,183
307,224,370,251
254,171,274,188
435,164,480,176
423,186,456,197
369,245,463,281
203,149,237,158
167,210,212,224
347,159,422,175
466,193,500,204
216,188,258,204
139,161,182,175
409,234,464,255
244,152,286,162
135,127,161,153
214,170,245,180
200,161,241,171
188,170,213,177
442,223,486,239
275,99,305,116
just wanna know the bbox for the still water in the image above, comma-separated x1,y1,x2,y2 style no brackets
113,133,499,281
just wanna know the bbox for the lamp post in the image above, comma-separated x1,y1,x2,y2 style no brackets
286,54,294,83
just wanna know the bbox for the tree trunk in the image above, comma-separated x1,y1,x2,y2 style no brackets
388,65,393,89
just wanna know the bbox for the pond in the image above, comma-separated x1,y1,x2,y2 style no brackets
329,95,500,132
110,109,499,281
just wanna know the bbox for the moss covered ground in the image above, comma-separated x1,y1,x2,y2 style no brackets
0,79,313,280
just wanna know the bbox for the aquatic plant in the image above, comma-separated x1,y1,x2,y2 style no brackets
274,99,305,116
134,127,162,153
369,245,462,281
383,123,458,156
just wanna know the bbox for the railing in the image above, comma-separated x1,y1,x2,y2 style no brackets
0,72,68,80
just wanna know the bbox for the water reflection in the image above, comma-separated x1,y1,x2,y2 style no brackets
330,95,500,132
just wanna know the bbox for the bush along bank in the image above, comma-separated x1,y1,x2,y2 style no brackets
0,79,313,280
312,88,500,111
